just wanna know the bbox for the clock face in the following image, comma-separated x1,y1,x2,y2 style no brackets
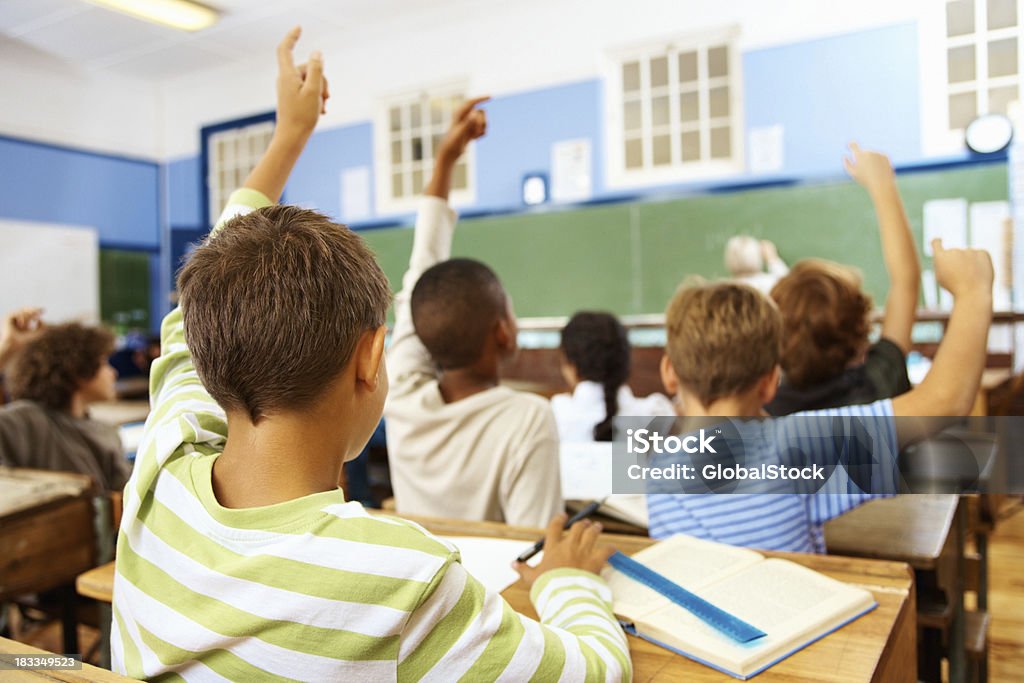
523,175,548,205
965,114,1014,154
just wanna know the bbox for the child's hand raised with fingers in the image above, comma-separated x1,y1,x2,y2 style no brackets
932,239,994,300
275,26,328,138
843,142,896,196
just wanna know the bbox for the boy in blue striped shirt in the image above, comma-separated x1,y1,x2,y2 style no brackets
648,241,993,552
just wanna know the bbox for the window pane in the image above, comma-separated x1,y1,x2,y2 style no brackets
679,91,699,122
947,0,975,36
988,0,1017,29
412,169,424,195
678,51,698,83
709,86,730,118
710,126,731,159
948,45,976,83
650,56,669,88
452,162,468,190
989,84,1019,114
409,103,421,129
652,95,670,126
392,172,404,198
708,46,729,78
623,61,641,92
624,99,642,130
988,38,1018,77
949,91,977,129
411,137,424,161
681,131,701,162
389,107,402,132
652,134,671,166
430,100,446,126
625,138,643,168
391,139,403,164
431,133,444,157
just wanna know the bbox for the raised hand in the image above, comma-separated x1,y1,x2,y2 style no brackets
0,307,44,367
932,239,994,300
843,142,896,196
275,26,327,137
436,96,490,165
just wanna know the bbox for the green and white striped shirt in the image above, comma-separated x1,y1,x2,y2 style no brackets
112,189,631,682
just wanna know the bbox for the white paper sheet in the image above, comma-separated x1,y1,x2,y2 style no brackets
748,125,785,174
340,166,372,222
438,536,537,593
969,201,1012,310
920,269,939,310
551,138,592,203
923,198,968,256
559,442,614,500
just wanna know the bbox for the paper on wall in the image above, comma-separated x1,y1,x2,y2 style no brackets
969,201,1012,310
340,166,372,222
748,125,785,174
923,198,968,256
551,138,592,203
920,269,938,310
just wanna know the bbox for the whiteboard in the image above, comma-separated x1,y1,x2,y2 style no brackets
0,219,99,324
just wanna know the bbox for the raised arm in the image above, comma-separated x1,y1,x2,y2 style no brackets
892,240,993,445
844,143,920,353
387,97,489,387
0,307,44,370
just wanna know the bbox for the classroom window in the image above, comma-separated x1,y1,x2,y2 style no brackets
608,31,743,187
943,0,1022,133
377,87,474,212
205,119,275,226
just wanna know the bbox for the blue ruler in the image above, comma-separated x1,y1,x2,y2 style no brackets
608,551,767,644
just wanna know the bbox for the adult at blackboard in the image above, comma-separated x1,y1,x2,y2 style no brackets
724,235,789,296
0,310,129,491
767,144,919,415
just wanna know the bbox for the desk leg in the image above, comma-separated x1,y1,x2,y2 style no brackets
98,602,111,670
58,585,79,655
948,502,967,682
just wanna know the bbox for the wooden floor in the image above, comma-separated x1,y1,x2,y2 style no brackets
987,500,1024,682
9,501,1024,681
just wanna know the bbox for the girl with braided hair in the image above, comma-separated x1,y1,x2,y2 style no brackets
552,311,675,442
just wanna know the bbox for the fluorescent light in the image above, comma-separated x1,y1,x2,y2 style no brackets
85,0,220,32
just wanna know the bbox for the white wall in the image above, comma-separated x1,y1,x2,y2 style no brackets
0,0,936,160
0,43,160,159
157,0,933,159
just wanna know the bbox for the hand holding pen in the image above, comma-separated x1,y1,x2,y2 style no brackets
512,501,614,588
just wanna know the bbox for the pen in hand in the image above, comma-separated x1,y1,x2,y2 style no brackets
516,498,607,563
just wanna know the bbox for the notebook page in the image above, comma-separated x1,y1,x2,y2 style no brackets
439,536,536,594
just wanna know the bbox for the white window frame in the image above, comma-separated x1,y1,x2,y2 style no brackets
206,120,275,226
920,0,1024,156
604,27,744,190
374,82,475,215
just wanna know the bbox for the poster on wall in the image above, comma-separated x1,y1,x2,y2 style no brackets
551,139,592,203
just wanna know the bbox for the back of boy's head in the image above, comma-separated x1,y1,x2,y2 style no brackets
770,259,872,389
177,205,391,423
9,323,114,412
724,236,763,277
411,258,508,370
665,281,781,405
561,311,631,441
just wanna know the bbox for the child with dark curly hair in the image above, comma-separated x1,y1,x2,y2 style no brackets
0,309,129,491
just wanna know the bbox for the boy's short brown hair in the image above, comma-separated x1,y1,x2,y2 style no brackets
178,205,392,422
9,323,115,411
770,259,872,389
665,281,781,405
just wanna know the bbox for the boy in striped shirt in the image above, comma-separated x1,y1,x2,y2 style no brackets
112,28,630,682
649,241,993,552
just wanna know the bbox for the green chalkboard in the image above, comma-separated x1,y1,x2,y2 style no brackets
100,249,151,332
362,164,1008,319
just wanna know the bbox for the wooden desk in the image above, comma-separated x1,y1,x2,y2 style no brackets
825,495,963,682
82,515,916,682
0,637,133,682
1,469,98,656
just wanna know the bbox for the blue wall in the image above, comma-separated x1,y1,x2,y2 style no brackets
743,22,922,175
0,135,163,331
163,23,932,227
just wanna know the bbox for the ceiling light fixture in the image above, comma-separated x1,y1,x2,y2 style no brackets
85,0,220,32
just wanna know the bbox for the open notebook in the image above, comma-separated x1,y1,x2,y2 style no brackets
602,535,877,679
